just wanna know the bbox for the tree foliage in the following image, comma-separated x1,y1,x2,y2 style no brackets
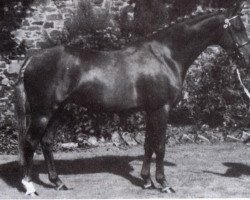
172,49,250,127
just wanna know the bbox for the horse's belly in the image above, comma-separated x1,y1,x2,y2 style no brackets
68,83,139,112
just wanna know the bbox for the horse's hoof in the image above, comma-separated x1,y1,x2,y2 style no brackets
56,184,68,191
29,192,39,196
143,181,155,189
161,187,175,193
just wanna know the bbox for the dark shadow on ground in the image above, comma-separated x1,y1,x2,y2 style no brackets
203,162,250,178
0,155,176,192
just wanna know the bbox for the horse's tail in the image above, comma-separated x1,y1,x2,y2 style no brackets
14,58,31,165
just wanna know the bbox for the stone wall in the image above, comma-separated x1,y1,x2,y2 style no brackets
13,0,128,52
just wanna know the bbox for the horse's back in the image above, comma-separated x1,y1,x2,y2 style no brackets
23,43,183,112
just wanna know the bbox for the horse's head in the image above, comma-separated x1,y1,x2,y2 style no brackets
218,1,250,71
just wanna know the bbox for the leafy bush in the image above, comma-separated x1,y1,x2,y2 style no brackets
64,0,126,50
172,48,249,127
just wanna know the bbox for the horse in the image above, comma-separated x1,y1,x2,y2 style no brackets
15,1,250,196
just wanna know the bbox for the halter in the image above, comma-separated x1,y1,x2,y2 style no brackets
223,15,250,65
224,14,250,100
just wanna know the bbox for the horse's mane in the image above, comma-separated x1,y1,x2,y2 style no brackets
147,8,226,39
65,8,227,51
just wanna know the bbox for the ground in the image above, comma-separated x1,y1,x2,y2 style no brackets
0,143,249,198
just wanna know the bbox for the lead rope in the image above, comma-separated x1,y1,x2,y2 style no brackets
236,68,250,100
236,68,250,144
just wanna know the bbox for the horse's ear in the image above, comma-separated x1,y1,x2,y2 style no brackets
227,0,246,17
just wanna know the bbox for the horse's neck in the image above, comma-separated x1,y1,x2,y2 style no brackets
161,14,224,79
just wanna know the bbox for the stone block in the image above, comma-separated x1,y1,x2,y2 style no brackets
44,22,54,28
28,26,41,31
64,13,73,19
1,77,10,86
32,21,44,25
6,60,21,75
114,1,124,7
0,62,6,68
32,13,46,21
25,32,32,37
46,13,63,21
42,6,57,12
24,39,35,48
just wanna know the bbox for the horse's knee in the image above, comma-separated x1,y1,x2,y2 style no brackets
35,116,49,129
24,135,40,152
41,135,53,151
25,116,50,150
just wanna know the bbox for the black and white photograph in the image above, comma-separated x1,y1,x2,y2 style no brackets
1,0,250,198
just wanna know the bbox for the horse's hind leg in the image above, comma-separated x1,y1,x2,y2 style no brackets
40,112,68,191
21,114,51,195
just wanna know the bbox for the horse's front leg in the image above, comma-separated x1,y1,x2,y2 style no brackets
142,105,174,193
141,115,154,189
41,119,68,191
21,114,50,196
141,134,154,189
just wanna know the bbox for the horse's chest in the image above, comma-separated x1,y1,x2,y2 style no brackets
135,72,182,108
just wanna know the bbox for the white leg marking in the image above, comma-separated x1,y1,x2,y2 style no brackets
21,178,36,195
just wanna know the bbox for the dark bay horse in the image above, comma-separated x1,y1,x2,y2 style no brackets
15,2,250,195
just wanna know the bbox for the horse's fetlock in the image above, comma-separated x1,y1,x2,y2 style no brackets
141,171,150,180
49,176,59,183
49,176,63,187
156,174,166,184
